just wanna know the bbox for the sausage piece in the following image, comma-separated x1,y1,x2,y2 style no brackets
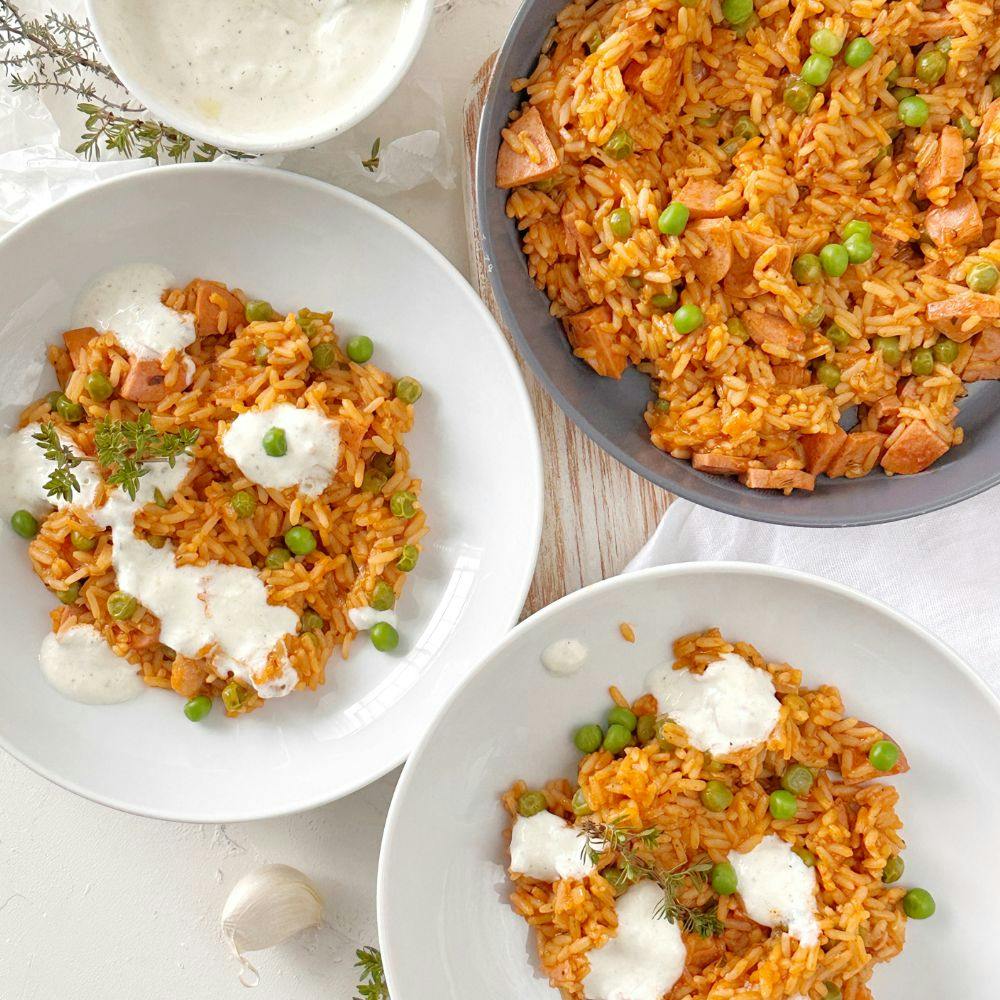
120,359,168,403
192,280,245,337
676,179,744,220
801,427,848,474
924,188,983,249
917,125,965,199
880,420,950,474
62,327,98,368
743,311,805,352
562,304,627,378
926,292,1000,342
687,219,733,285
692,453,751,475
825,431,886,479
964,328,1000,381
724,232,792,297
496,108,560,190
739,468,816,492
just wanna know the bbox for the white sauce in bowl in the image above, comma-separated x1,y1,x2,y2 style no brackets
39,625,146,704
509,811,594,882
728,835,820,946
71,263,195,361
348,607,398,632
646,652,780,755
541,638,588,676
92,0,408,145
221,404,342,496
583,881,686,1000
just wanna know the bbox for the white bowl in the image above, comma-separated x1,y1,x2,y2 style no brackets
378,563,1000,998
84,0,434,154
0,163,542,821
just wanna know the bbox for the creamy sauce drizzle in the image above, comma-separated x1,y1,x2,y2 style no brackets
509,811,595,882
583,881,687,1000
541,638,588,676
39,624,146,704
347,607,398,632
221,404,342,496
645,652,781,756
93,0,408,143
72,263,195,361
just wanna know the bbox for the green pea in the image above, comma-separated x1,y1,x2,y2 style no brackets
85,372,113,402
903,888,936,919
781,764,815,796
146,535,167,549
932,338,959,364
651,287,678,311
603,723,633,754
991,71,1000,99
262,426,287,457
898,95,929,127
842,220,872,241
311,342,338,370
820,243,849,277
245,299,274,323
721,0,754,25
673,304,704,334
823,984,843,1000
727,316,749,341
636,714,658,743
799,304,826,329
793,845,817,867
816,362,842,389
657,202,690,236
57,582,81,605
254,344,270,364
230,490,256,519
183,695,212,722
883,854,905,884
603,126,634,160
572,788,594,816
56,394,84,423
70,530,97,551
395,377,423,404
574,723,604,753
370,452,395,477
783,77,816,114
890,86,916,104
801,53,834,87
792,253,823,284
701,780,734,812
516,790,547,817
265,547,293,569
731,11,758,37
869,739,900,771
810,29,844,57
710,861,738,895
370,580,396,611
955,114,979,140
844,234,874,264
695,109,723,127
733,115,759,141
720,136,744,158
885,64,901,87
844,37,875,68
107,590,138,620
10,510,38,539
46,390,64,410
370,621,399,652
397,544,420,572
825,324,850,348
769,789,798,820
874,336,902,365
915,48,948,84
652,399,672,413
607,706,638,732
341,336,371,364
608,207,633,240
911,348,935,376
362,469,389,494
967,261,999,292
284,525,317,555
937,36,952,53
301,608,324,632
625,274,645,290
390,490,418,519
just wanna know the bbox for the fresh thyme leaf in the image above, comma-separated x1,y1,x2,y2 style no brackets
362,137,382,173
354,947,389,1000
32,423,82,502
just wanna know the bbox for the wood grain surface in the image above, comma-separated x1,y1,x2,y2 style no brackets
462,56,672,617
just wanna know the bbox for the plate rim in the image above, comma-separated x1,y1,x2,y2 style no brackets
0,162,545,822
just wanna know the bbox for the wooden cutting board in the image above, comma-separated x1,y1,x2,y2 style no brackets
462,56,673,618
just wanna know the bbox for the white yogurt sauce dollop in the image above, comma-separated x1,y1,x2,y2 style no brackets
583,881,687,1000
221,404,342,496
39,624,146,704
0,425,101,519
646,652,780,755
509,811,595,882
93,0,408,143
541,638,588,676
347,607,398,632
728,835,820,946
72,263,195,361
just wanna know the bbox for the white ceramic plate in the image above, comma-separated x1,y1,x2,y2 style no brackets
378,563,1000,998
0,164,542,822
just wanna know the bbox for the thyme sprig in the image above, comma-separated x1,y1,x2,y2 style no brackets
580,819,725,938
32,423,81,503
1,3,249,163
355,947,389,1000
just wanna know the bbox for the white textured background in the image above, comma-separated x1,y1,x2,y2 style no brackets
1,1,520,995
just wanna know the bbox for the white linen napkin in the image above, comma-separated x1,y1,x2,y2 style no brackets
626,487,1000,693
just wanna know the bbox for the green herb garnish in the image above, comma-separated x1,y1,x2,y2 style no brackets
362,137,381,173
32,423,82,503
354,947,389,1000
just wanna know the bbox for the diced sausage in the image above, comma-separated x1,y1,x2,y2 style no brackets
867,394,902,434
825,431,886,479
687,219,733,285
964,328,1000,381
692,452,751,475
977,99,1000,148
840,722,910,785
801,426,847,474
743,311,805,352
739,468,816,492
771,364,812,387
62,326,98,367
880,420,950,474
762,448,799,469
192,280,245,337
924,188,983,249
621,59,678,113
917,125,966,199
563,304,627,378
676,179,744,220
120,358,168,403
908,12,960,44
496,107,560,189
926,292,1000,342
170,655,207,698
724,232,792,297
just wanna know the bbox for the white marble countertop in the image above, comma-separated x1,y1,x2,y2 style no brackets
1,2,522,996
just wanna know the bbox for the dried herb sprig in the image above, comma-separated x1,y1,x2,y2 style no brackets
355,947,390,1000
32,423,82,503
580,819,725,938
362,137,382,173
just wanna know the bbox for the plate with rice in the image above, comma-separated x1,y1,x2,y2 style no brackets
0,164,542,821
476,0,1000,525
377,563,1000,998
